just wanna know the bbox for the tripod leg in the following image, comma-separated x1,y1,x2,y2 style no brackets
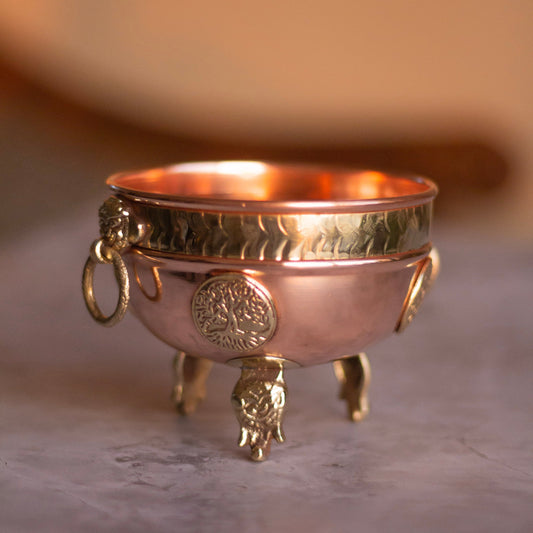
172,351,213,415
333,353,371,422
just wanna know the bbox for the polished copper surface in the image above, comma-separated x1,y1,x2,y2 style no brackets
107,161,437,212
126,252,426,367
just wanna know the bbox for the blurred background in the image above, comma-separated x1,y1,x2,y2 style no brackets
0,0,531,241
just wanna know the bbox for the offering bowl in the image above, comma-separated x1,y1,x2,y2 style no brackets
82,161,439,461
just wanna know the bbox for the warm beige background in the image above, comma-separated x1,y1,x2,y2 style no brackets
0,1,531,236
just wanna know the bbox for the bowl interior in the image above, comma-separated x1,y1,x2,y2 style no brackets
107,161,437,209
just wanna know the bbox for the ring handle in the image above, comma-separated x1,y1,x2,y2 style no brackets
82,239,130,327
134,263,162,302
395,246,440,333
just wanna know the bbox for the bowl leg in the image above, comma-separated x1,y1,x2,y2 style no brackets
230,357,287,462
333,353,371,422
171,351,213,415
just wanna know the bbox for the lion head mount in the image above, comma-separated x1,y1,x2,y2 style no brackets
98,197,131,250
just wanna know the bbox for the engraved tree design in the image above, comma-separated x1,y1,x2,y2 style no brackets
231,365,286,461
193,275,276,352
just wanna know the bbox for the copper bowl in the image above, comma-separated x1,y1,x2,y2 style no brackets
82,161,439,461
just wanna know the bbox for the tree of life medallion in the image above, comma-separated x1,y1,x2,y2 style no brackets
192,273,277,352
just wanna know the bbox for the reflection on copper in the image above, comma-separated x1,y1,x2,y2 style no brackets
108,161,437,212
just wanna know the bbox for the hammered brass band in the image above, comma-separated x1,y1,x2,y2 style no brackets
125,200,431,261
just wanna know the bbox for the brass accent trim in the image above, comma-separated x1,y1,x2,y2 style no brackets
172,351,213,415
81,195,140,328
231,356,287,461
133,262,162,302
82,239,130,326
333,353,371,422
192,273,277,352
396,247,440,332
127,201,431,261
98,197,131,251
227,355,300,369
128,243,432,267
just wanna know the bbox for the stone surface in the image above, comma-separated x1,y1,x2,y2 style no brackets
0,210,532,532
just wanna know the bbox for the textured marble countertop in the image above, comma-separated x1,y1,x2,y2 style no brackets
1,207,532,532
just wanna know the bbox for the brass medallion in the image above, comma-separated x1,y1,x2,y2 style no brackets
192,274,277,352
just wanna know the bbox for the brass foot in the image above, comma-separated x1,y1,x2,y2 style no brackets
230,357,288,462
333,353,371,422
172,351,213,415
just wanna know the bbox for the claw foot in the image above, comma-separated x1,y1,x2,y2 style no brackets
333,353,371,422
172,351,213,415
231,357,287,462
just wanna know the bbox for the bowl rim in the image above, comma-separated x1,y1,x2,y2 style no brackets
107,161,438,213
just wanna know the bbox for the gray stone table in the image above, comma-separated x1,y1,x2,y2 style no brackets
1,205,532,532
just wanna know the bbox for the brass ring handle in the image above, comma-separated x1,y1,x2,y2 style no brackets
82,239,130,326
133,263,162,302
395,246,440,333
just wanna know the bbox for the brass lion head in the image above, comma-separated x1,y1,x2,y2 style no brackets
98,197,131,250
